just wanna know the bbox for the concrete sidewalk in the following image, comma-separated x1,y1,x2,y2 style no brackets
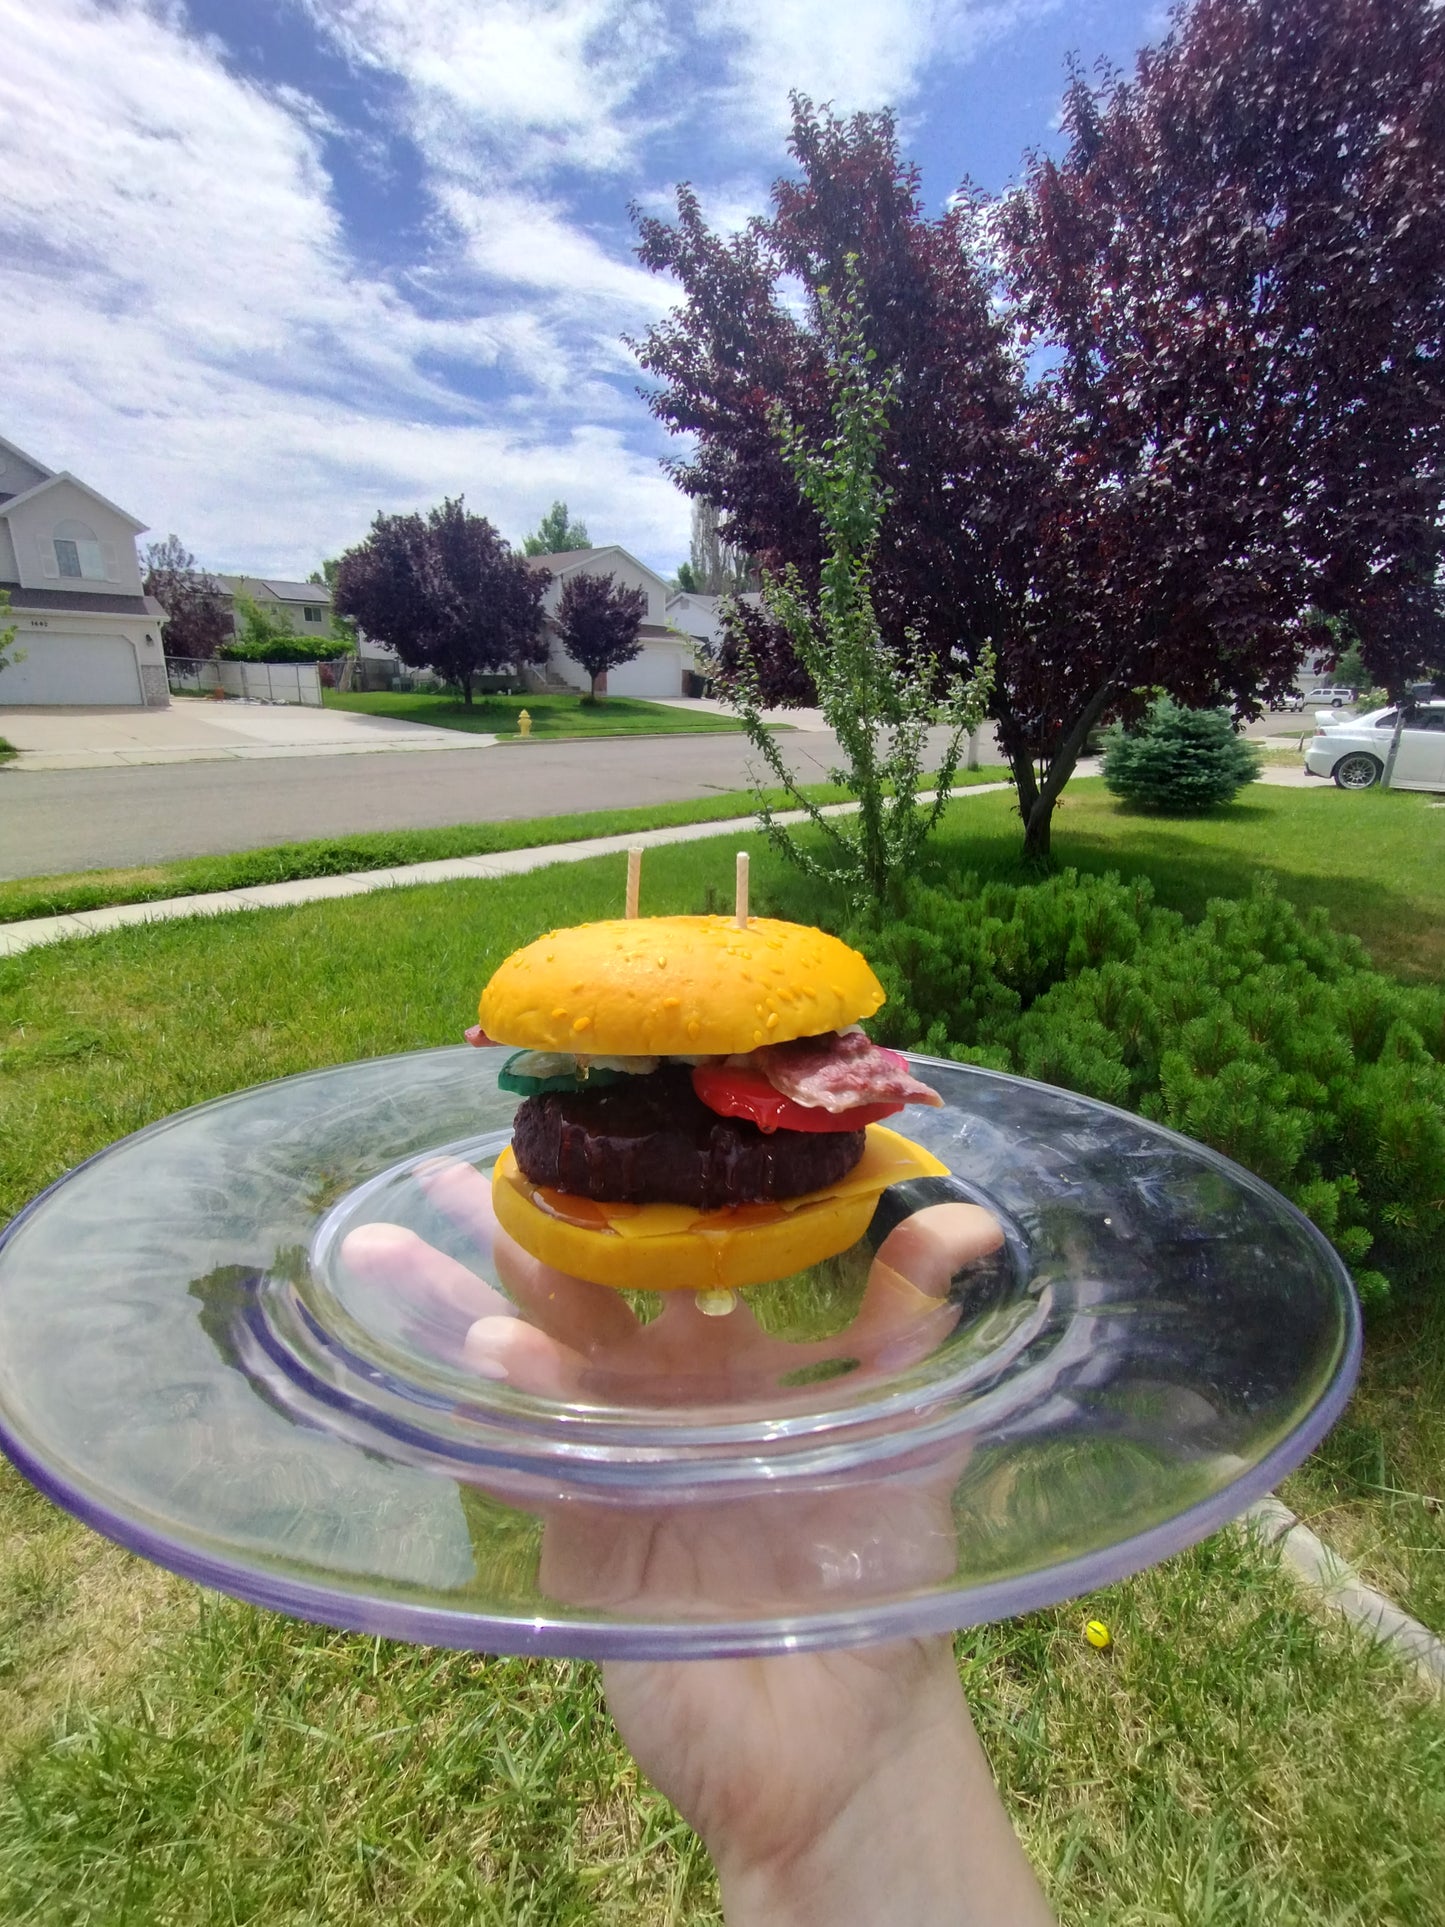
0,785,1014,957
0,702,497,768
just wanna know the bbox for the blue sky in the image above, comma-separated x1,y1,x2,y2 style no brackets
0,0,1162,581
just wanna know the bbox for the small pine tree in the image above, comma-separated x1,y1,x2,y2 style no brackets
1103,699,1261,812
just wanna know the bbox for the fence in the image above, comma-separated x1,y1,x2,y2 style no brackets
166,658,325,706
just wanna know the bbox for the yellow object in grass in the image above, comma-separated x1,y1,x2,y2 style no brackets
1084,1618,1113,1651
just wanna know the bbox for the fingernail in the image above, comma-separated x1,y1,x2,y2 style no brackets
462,1325,510,1380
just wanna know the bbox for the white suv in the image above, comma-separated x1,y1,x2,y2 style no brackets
1303,702,1445,790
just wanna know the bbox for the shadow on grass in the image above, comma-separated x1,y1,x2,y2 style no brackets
1105,798,1280,825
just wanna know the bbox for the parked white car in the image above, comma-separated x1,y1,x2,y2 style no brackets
1303,701,1445,790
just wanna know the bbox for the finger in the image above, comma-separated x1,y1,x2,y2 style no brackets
418,1158,639,1352
461,1313,592,1401
340,1222,513,1324
850,1203,1006,1356
873,1203,1005,1301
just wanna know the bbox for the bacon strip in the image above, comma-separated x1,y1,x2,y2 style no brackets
748,1028,943,1114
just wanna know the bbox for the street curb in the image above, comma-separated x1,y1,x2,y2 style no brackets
1243,1496,1445,1689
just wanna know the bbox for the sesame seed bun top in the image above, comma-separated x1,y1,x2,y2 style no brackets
478,915,886,1058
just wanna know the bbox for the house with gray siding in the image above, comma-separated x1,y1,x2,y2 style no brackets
210,574,333,641
524,545,698,696
0,433,168,707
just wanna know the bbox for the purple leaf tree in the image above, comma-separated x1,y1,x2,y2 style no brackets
556,571,648,700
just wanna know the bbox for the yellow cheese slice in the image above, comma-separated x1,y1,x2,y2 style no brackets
490,1124,949,1294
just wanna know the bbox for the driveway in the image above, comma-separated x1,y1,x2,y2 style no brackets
0,726,963,878
0,702,497,768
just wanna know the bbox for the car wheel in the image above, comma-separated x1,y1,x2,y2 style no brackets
1333,752,1382,790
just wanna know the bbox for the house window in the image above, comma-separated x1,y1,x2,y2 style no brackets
53,519,107,580
303,605,323,623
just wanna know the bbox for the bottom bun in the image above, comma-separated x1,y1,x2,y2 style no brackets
491,1124,950,1293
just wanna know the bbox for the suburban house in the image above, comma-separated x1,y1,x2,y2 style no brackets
0,432,169,707
524,546,698,697
210,574,334,643
665,589,761,671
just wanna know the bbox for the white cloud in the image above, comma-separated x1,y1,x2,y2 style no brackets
439,187,671,314
698,0,1050,144
0,0,1057,587
0,0,689,574
300,0,675,178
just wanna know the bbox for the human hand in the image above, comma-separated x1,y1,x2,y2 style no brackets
343,1166,1054,1924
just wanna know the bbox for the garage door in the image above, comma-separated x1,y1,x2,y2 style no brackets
606,645,687,699
0,632,142,706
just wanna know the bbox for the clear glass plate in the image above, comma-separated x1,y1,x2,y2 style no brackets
0,1047,1360,1658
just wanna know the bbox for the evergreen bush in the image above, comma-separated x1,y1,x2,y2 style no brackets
847,873,1445,1311
1103,698,1261,812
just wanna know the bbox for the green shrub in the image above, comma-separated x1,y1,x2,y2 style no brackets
1103,697,1261,812
219,634,354,663
848,873,1445,1311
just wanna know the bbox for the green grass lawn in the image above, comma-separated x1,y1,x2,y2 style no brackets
323,688,750,738
0,769,1009,922
2,819,1443,1922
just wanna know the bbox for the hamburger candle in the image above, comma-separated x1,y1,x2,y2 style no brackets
469,881,950,1295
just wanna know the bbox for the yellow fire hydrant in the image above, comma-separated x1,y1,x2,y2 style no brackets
518,709,532,738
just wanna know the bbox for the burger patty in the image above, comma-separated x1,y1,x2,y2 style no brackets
511,1066,866,1210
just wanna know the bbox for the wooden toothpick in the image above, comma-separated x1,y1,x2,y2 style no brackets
734,850,749,929
626,845,643,918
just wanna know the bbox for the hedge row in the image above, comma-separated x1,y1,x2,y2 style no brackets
849,872,1445,1310
218,636,354,663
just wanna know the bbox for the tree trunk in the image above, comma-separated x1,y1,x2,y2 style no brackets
1004,681,1117,865
590,670,600,700
1381,700,1409,788
461,673,473,707
1021,793,1053,862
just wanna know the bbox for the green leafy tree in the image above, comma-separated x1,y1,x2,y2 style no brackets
308,558,359,648
227,593,303,654
686,498,756,594
0,587,23,675
726,265,992,910
1102,699,1262,812
522,501,590,557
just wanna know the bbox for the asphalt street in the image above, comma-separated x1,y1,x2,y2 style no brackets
0,729,897,878
0,707,1310,881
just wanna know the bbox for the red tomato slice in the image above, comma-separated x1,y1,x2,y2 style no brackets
691,1063,904,1134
